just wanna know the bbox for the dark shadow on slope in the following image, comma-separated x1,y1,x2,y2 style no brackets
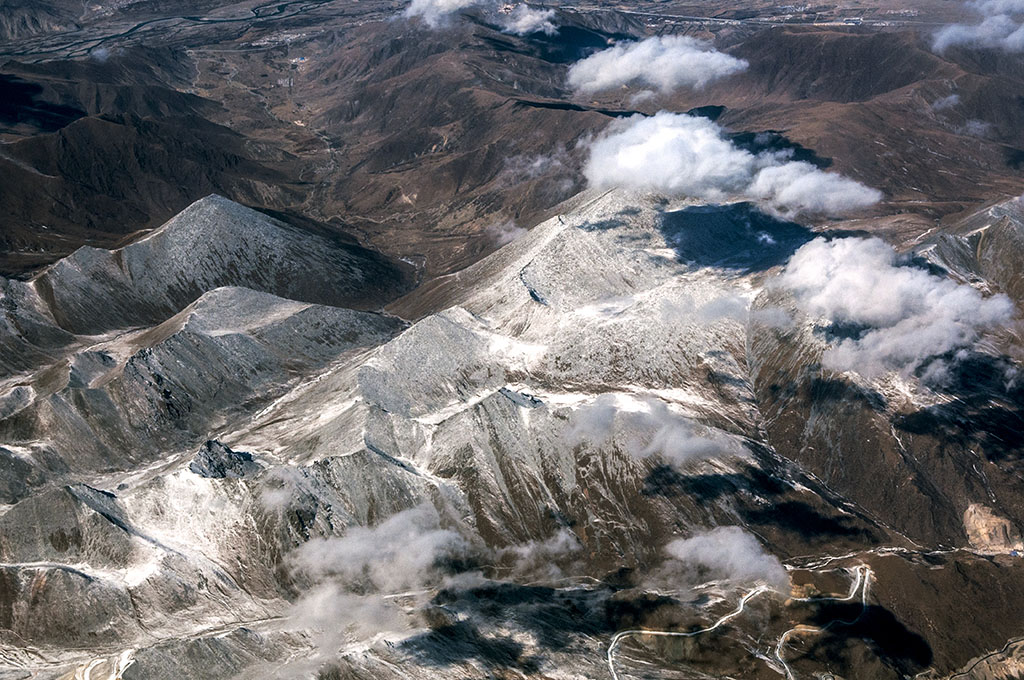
763,372,888,414
686,105,726,122
822,320,875,342
0,74,86,132
527,24,634,64
642,463,790,501
577,218,627,232
807,376,888,411
473,17,632,64
701,349,757,391
402,619,543,672
642,462,883,546
800,603,933,675
432,582,612,652
895,353,1024,462
407,581,682,666
511,98,642,118
658,203,815,273
729,130,833,170
743,501,877,541
1003,145,1024,170
901,252,950,278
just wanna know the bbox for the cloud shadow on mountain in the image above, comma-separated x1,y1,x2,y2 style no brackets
658,203,815,273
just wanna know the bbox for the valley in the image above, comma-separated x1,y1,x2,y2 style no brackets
1,1,1023,679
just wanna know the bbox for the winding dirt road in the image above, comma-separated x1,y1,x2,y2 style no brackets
606,563,873,680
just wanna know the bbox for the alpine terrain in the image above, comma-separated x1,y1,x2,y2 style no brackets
1,1,1024,679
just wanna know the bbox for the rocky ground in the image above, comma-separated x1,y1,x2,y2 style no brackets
1,1,1023,679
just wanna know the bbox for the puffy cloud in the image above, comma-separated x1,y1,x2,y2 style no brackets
282,502,586,659
501,148,569,181
403,0,483,27
746,161,883,217
497,528,583,581
751,305,794,329
637,406,744,466
499,147,577,199
660,294,791,328
694,294,750,323
959,119,994,137
661,526,789,591
567,393,746,467
566,393,621,444
658,294,750,326
288,586,406,649
485,218,528,246
567,36,747,95
584,112,881,217
933,1,1024,52
628,89,658,106
500,4,557,35
778,237,1015,379
291,503,469,591
283,502,472,657
258,466,308,510
974,0,1024,12
585,113,753,199
931,93,961,111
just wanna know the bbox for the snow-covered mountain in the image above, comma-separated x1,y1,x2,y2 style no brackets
2,189,1023,680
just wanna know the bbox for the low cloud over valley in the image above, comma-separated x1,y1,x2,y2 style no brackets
779,236,1015,379
567,36,748,95
585,112,881,217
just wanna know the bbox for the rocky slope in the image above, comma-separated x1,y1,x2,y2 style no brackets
1,187,1022,680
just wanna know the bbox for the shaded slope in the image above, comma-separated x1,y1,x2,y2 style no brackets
0,286,405,503
31,194,413,335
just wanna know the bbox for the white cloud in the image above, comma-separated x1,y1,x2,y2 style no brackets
974,0,1024,12
499,147,576,198
567,36,748,95
746,161,883,217
289,586,407,648
628,89,657,106
485,218,528,246
662,526,789,591
660,294,792,328
282,502,589,656
638,403,744,466
693,294,750,323
567,393,746,467
501,149,568,181
751,306,794,329
778,237,1015,379
585,113,753,200
403,0,483,27
258,466,308,510
283,503,472,655
500,4,557,35
565,393,621,445
497,528,583,581
659,294,749,325
291,503,469,592
931,93,961,111
933,1,1024,52
584,112,881,217
959,119,994,137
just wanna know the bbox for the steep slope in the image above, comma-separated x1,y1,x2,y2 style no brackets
0,286,405,503
2,190,1023,680
235,190,1023,679
0,194,412,505
31,194,413,335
